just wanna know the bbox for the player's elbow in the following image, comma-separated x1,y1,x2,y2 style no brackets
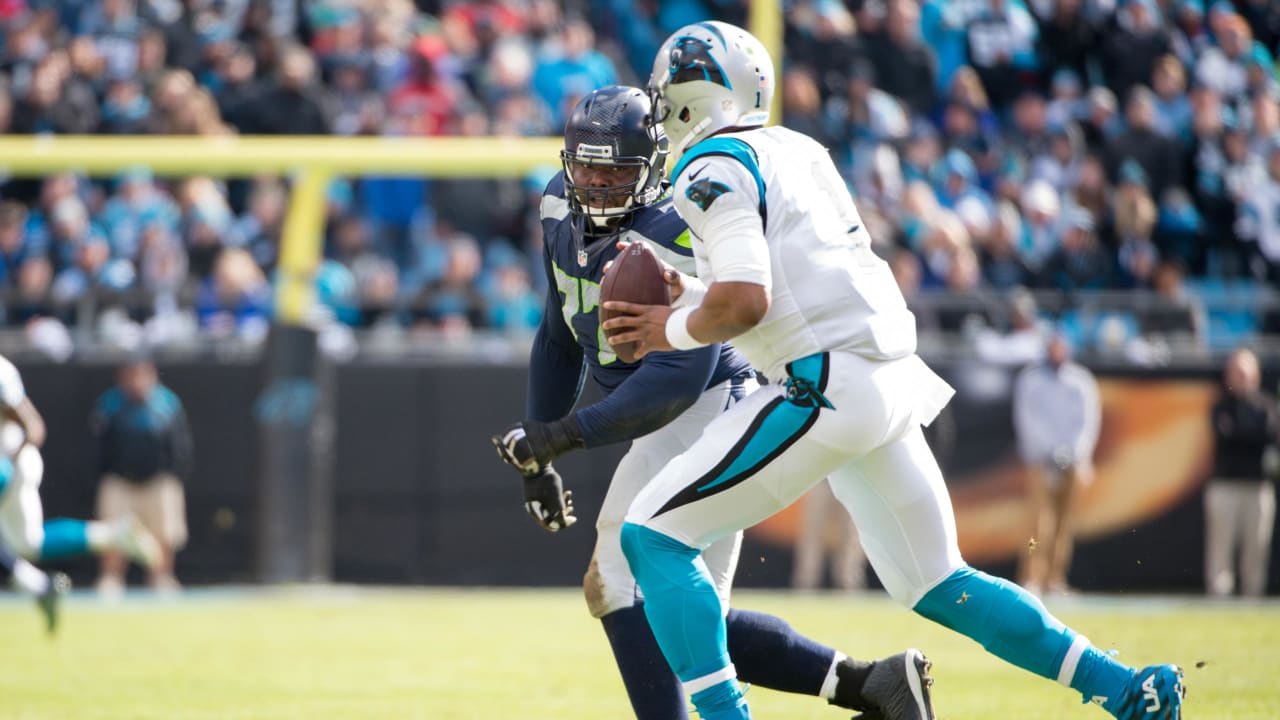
728,285,770,330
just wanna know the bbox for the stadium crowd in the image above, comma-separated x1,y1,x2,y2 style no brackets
0,0,1277,353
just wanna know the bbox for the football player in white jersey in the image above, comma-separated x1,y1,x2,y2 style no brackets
0,354,161,594
602,21,1186,720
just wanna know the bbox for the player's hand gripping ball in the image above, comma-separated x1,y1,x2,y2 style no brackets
599,242,671,363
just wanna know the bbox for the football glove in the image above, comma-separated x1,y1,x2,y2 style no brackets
522,465,577,532
491,418,585,474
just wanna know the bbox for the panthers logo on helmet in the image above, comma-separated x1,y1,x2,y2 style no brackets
668,36,732,89
685,178,732,211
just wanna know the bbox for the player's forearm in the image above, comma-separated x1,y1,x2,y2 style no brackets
526,322,586,422
575,347,716,447
673,281,769,347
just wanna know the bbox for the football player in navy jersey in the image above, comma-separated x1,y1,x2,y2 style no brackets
492,85,933,720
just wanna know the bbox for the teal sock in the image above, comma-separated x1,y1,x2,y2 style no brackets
39,518,90,560
916,565,1131,704
1077,647,1137,710
690,680,750,720
619,523,733,681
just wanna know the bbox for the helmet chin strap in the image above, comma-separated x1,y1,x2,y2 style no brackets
586,199,635,228
674,117,713,159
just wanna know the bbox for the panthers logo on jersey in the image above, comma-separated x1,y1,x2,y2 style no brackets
685,178,732,211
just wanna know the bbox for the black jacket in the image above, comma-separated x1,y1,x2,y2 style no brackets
1211,391,1278,482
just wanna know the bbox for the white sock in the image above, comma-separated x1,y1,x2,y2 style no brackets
819,651,847,701
11,559,49,596
85,521,114,552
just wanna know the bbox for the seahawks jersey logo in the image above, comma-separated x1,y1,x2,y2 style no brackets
685,178,732,211
668,36,731,89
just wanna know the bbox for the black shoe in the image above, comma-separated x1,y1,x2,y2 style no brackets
35,572,70,636
848,649,935,720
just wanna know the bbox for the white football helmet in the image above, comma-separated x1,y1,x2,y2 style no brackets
646,21,775,162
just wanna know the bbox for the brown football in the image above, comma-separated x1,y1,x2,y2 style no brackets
599,241,671,363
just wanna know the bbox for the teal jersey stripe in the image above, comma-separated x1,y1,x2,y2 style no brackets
654,396,819,517
672,137,766,228
697,398,817,493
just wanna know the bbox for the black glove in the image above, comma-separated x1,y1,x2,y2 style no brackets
491,417,585,474
522,465,577,532
492,418,585,533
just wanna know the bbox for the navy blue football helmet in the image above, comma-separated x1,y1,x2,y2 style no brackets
561,86,668,231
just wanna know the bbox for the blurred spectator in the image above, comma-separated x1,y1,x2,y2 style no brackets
1035,0,1096,87
865,0,937,117
1013,333,1101,596
255,43,332,135
480,254,539,331
1079,85,1122,152
0,201,36,288
387,34,460,137
1038,206,1113,290
827,59,910,179
979,201,1033,289
101,75,152,133
1104,87,1183,197
1150,55,1193,141
889,246,938,331
975,286,1048,367
195,247,270,339
1112,177,1161,288
921,0,985,94
99,166,179,260
965,0,1039,111
1099,0,1171,103
1139,259,1207,345
781,66,830,147
11,50,99,133
1195,13,1253,103
1045,67,1086,129
1206,347,1277,598
81,0,145,81
785,0,861,101
791,481,866,592
1019,178,1062,271
212,41,265,133
230,177,286,272
1237,137,1280,282
177,176,233,279
412,227,486,330
92,355,192,594
531,18,616,127
1030,121,1085,195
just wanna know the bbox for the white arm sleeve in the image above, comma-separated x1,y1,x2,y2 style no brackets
672,274,708,308
0,356,26,410
673,156,771,290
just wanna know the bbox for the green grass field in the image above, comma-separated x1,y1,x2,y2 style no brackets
0,587,1276,719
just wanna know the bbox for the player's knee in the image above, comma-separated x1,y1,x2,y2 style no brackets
582,556,630,618
619,522,647,570
4,524,43,559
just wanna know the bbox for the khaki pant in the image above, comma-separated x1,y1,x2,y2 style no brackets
1204,480,1275,597
97,473,188,549
792,479,866,590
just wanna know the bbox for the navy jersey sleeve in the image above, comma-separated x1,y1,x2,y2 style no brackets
526,239,587,422
573,344,719,448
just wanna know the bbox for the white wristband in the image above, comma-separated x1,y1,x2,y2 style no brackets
664,305,706,351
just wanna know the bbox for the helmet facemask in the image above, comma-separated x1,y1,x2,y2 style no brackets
560,151,655,230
